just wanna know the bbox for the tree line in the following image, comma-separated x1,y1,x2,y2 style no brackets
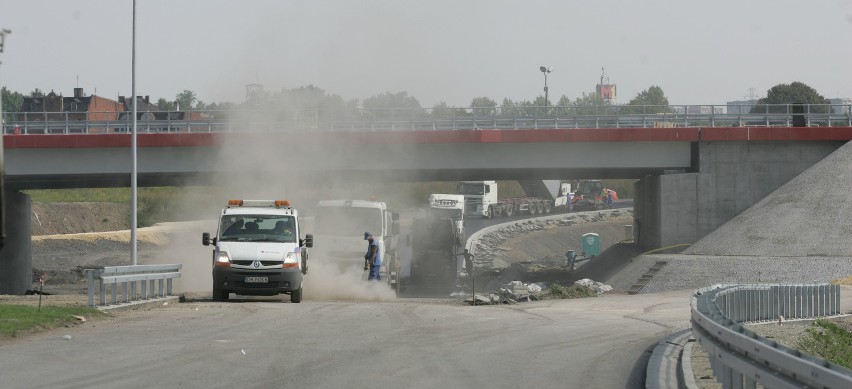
1,81,837,123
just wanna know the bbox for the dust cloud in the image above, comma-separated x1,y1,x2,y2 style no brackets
303,260,396,301
149,104,426,301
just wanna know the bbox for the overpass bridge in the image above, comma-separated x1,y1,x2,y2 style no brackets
2,124,851,294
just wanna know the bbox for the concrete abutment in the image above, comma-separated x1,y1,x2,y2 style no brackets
0,190,32,294
635,141,844,248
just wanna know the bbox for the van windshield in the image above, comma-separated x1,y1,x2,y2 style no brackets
315,206,382,237
219,214,297,243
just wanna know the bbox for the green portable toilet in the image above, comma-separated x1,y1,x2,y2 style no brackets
582,233,600,257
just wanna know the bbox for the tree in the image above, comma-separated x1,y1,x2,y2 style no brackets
500,98,537,117
431,101,467,118
750,81,831,114
621,86,670,114
362,91,424,118
29,88,44,98
470,96,497,117
175,89,201,111
156,98,175,111
2,86,24,113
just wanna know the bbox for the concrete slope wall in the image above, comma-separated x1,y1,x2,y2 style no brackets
686,140,852,256
637,141,844,248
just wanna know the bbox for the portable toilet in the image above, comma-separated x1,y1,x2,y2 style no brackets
582,233,600,257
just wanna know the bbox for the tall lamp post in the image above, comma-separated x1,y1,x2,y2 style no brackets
539,65,552,112
130,0,138,265
0,28,10,246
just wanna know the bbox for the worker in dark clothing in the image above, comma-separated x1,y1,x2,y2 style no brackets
223,218,244,236
364,231,382,281
605,189,614,209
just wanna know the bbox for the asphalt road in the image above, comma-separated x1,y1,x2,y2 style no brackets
0,289,691,389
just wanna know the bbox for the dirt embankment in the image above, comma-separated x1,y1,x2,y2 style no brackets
31,202,131,236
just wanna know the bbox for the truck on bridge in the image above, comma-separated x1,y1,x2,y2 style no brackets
458,180,573,218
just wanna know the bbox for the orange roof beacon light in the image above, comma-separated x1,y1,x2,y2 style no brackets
228,199,244,206
274,200,291,207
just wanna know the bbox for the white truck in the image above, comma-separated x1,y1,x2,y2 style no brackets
458,180,572,218
312,200,401,294
201,199,313,303
428,193,465,245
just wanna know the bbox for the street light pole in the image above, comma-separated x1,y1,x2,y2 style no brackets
539,65,553,114
131,0,138,266
0,28,10,246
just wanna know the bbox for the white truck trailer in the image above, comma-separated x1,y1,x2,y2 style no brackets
458,180,572,218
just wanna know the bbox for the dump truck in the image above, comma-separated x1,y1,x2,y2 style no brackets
458,180,573,218
428,193,465,245
408,215,460,282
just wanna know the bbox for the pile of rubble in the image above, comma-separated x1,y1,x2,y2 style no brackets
455,278,612,305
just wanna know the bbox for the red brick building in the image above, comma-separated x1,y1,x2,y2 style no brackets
16,88,124,133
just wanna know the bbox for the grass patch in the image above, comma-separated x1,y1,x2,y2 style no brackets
537,284,598,300
798,319,852,369
0,304,103,337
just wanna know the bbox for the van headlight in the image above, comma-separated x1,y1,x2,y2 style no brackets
215,251,231,268
283,252,299,268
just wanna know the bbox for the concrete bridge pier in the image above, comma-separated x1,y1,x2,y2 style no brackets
0,190,32,294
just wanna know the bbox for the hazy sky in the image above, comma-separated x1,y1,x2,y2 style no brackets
2,0,851,108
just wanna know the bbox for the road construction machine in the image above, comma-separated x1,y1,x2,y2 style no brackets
571,180,616,210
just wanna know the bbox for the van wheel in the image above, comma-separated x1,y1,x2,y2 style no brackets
213,289,229,302
485,206,493,219
290,287,302,303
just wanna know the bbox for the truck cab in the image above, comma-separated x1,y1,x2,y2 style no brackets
457,181,498,218
312,200,401,293
202,199,313,303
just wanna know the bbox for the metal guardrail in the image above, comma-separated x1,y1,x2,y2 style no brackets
3,104,851,134
691,283,852,389
84,264,182,307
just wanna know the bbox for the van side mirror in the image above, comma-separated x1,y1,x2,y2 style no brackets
302,234,313,248
202,232,211,246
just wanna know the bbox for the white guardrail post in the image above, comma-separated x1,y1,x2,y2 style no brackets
690,283,851,389
85,264,182,308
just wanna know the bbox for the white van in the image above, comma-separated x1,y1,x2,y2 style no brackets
202,199,313,303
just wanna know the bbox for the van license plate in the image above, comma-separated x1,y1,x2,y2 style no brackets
245,277,268,283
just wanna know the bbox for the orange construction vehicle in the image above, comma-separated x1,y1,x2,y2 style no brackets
571,180,616,210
